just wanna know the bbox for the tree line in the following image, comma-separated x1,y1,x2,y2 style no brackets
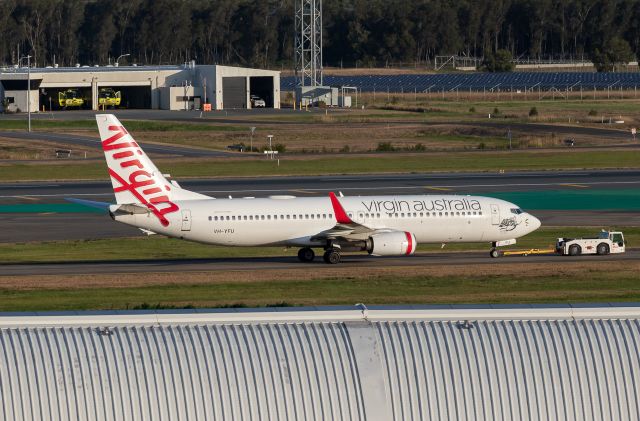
1,0,639,71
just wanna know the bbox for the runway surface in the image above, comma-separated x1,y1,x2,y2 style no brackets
2,250,638,277
1,169,639,242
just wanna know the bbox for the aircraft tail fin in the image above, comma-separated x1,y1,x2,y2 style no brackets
95,114,209,206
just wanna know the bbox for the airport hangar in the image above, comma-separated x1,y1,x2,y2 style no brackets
0,62,280,112
0,304,639,420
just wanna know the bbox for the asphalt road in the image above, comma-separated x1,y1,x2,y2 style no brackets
3,169,640,200
1,250,638,277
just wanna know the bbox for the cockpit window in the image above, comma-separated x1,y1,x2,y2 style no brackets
510,208,523,215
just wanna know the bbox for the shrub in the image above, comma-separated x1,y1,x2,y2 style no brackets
469,106,476,113
493,107,500,115
588,109,598,116
529,106,538,116
478,142,486,150
376,142,396,152
412,143,426,151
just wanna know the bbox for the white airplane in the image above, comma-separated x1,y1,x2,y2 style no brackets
70,114,541,264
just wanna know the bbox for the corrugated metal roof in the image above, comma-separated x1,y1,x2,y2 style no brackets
1,305,639,420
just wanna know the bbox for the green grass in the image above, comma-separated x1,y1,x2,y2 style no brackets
2,150,640,181
2,270,640,311
1,227,637,264
0,119,242,132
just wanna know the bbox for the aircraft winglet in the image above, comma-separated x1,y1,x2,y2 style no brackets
329,192,354,224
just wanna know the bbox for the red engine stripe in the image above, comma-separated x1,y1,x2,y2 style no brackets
405,231,413,255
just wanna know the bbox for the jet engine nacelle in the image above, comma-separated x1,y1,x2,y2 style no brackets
366,231,417,256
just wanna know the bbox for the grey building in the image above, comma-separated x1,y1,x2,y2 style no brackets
0,63,280,112
0,304,638,420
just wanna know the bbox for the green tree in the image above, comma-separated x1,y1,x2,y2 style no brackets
591,36,634,72
482,48,514,71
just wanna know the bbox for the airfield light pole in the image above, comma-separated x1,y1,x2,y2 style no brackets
19,55,32,132
115,54,130,67
267,135,274,159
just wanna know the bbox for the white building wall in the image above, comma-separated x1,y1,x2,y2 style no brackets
0,305,638,421
1,65,279,111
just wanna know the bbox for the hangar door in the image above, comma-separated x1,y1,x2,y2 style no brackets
222,77,246,109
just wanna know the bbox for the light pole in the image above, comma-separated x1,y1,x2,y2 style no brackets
115,54,130,67
19,55,32,132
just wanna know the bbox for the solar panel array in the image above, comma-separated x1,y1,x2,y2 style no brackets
282,72,640,92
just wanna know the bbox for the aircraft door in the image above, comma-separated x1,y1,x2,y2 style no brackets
181,210,192,231
490,204,500,225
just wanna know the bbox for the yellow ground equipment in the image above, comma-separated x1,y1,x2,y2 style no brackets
58,89,84,109
98,88,121,108
495,248,556,257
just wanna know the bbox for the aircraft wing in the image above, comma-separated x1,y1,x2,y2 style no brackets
310,192,376,242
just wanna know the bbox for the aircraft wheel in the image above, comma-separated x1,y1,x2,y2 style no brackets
323,248,341,264
490,248,501,258
297,247,315,262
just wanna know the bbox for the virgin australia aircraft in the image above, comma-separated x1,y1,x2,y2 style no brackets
70,114,541,264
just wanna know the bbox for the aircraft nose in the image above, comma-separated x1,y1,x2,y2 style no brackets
528,214,542,231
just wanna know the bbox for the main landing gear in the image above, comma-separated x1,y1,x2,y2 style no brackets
297,247,315,262
323,248,341,264
297,247,342,264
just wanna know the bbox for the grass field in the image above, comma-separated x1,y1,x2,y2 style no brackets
1,226,637,264
1,262,639,311
2,149,640,181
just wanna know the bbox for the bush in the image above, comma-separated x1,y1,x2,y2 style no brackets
482,49,515,72
340,145,351,153
412,143,426,151
588,109,598,116
493,107,500,115
478,142,486,150
529,107,538,116
274,143,286,153
469,106,476,113
376,142,396,152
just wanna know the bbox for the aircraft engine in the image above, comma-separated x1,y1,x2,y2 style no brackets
366,231,417,256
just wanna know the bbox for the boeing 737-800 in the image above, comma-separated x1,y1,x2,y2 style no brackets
71,114,541,264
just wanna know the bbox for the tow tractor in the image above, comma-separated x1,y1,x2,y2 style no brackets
491,230,625,257
556,230,625,256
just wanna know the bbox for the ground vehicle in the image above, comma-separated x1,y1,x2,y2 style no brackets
58,89,85,109
98,88,121,108
250,95,266,108
556,231,625,255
